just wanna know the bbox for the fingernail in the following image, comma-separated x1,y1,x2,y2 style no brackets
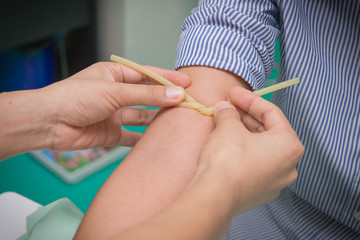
214,101,235,114
166,86,184,99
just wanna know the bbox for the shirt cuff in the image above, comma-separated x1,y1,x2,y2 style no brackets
176,24,271,91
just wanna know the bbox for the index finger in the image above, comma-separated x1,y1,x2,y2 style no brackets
229,87,292,131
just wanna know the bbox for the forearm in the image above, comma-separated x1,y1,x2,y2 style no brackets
111,171,234,240
75,66,250,239
0,90,53,160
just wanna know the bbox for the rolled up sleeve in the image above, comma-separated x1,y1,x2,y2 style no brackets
176,0,280,90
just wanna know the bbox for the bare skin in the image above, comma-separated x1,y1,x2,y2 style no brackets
0,62,304,240
74,66,252,239
109,88,303,240
0,62,190,160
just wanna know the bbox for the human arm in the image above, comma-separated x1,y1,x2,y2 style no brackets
0,62,189,160
75,1,281,238
74,66,251,239
109,87,304,240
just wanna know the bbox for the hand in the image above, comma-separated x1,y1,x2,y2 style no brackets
196,87,304,215
41,62,190,150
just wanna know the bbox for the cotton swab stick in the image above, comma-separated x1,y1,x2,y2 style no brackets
110,55,299,116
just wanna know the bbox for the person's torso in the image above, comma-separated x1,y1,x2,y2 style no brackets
272,0,360,231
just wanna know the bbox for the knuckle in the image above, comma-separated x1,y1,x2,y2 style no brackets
299,142,305,156
256,124,266,133
293,139,305,159
94,62,111,74
288,170,298,184
270,106,283,117
92,62,105,68
147,85,162,98
285,136,305,163
261,105,280,122
141,67,153,84
141,74,150,85
93,62,121,82
137,110,151,126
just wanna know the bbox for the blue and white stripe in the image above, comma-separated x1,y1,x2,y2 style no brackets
176,0,360,239
176,0,280,91
224,189,360,239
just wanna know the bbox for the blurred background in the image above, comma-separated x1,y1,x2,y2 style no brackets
0,0,278,220
0,0,199,214
0,0,196,93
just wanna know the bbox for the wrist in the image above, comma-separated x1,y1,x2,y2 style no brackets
0,89,55,159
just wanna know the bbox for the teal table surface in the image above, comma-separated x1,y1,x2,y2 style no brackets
0,126,146,213
0,153,124,213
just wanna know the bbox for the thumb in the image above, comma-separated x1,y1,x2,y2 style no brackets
213,101,241,127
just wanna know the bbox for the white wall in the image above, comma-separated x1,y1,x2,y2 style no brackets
97,0,125,62
97,0,197,69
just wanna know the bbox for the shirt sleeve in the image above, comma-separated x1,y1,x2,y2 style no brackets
175,0,280,90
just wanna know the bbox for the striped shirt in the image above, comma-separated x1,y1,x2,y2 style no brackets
176,0,360,239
